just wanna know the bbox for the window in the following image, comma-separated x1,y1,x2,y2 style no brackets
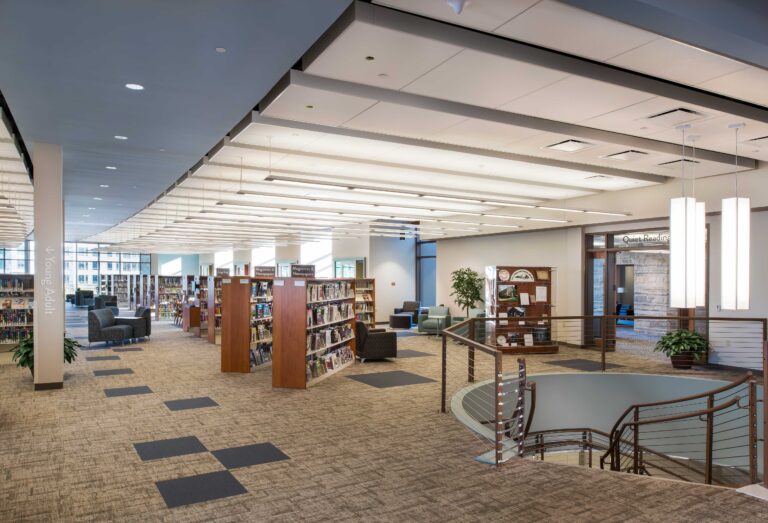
416,241,436,307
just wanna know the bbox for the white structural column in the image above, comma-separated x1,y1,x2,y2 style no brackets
33,143,65,390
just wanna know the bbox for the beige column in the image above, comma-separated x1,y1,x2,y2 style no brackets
32,143,65,390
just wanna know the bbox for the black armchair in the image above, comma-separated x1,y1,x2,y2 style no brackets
355,321,397,362
118,306,151,339
393,300,420,326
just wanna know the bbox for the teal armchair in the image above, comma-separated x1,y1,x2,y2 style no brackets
418,306,451,334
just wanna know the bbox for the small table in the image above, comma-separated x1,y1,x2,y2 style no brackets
429,315,446,338
389,313,413,329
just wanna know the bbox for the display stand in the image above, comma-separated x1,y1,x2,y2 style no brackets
220,276,274,372
354,278,376,328
272,278,356,389
0,274,34,349
485,266,557,354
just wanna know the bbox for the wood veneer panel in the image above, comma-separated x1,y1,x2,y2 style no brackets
272,278,309,389
221,278,251,373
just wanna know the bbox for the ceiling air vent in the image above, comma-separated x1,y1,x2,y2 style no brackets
658,158,700,168
585,174,610,180
602,150,648,161
644,107,705,127
545,139,594,152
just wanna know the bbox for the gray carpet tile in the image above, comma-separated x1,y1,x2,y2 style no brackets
212,442,290,470
104,385,153,397
155,471,247,508
134,436,208,461
348,370,436,388
164,397,219,411
93,368,134,377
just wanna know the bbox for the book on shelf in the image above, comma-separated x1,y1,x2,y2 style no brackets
305,345,354,381
307,281,353,302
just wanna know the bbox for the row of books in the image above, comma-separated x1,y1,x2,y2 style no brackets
307,324,353,353
355,304,374,312
307,281,354,303
0,310,34,326
306,345,354,381
1,298,33,309
250,344,272,367
0,327,32,344
251,323,272,343
252,303,272,319
252,281,272,300
307,303,353,327
356,292,373,302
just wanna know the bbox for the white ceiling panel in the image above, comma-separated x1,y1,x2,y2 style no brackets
697,67,768,108
342,101,466,137
500,76,655,123
430,117,544,149
260,84,376,127
374,0,540,32
404,48,568,108
494,0,657,61
305,20,462,90
608,38,747,86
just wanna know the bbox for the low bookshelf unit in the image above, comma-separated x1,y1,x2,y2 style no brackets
207,276,223,344
221,277,274,372
272,278,356,389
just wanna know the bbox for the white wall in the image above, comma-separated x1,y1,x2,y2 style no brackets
333,236,370,265
369,236,416,323
275,245,300,263
436,228,583,317
251,246,276,268
157,254,199,276
301,240,333,278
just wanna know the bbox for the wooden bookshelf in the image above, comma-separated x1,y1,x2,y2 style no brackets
156,275,183,320
354,278,376,328
220,276,274,373
485,266,557,354
272,278,356,389
207,276,223,344
0,274,34,349
197,276,209,338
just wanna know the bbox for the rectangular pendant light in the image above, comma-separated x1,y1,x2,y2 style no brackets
695,201,706,307
670,197,697,308
721,197,750,310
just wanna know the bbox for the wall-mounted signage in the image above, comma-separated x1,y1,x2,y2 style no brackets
252,266,276,277
614,231,670,248
290,264,315,278
216,268,231,277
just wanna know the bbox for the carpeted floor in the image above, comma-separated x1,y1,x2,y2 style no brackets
0,309,765,522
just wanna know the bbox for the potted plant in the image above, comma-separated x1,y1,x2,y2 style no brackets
654,329,708,369
450,267,484,317
11,333,81,377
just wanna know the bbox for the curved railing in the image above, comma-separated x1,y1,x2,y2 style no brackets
599,374,758,486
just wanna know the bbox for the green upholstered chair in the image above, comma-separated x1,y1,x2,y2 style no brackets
418,306,451,334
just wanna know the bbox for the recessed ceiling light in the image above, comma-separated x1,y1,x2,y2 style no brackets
82,214,90,218
305,105,314,109
365,55,375,61
377,73,389,78
99,184,110,188
215,47,226,53
159,148,166,152
93,197,102,201
125,83,144,90
602,150,648,161
545,139,594,153
105,166,117,170
88,207,96,210
114,135,127,140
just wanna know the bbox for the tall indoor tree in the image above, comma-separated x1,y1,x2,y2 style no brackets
450,267,485,317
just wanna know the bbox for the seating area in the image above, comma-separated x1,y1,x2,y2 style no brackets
355,322,397,362
87,306,151,347
418,306,452,335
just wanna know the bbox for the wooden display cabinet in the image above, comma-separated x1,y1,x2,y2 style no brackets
485,266,558,354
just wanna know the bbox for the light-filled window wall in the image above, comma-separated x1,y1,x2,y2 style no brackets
62,243,150,295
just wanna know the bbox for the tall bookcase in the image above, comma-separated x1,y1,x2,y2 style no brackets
220,277,274,372
207,276,223,344
0,274,34,348
272,278,356,389
113,275,129,308
197,275,209,338
354,278,376,328
156,275,183,320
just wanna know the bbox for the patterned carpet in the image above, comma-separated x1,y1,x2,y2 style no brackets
0,310,765,522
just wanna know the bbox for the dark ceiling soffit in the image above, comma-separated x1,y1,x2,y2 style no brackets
285,69,754,169
308,1,768,126
0,90,33,182
247,112,668,184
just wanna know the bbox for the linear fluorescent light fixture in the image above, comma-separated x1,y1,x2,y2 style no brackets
546,139,594,153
